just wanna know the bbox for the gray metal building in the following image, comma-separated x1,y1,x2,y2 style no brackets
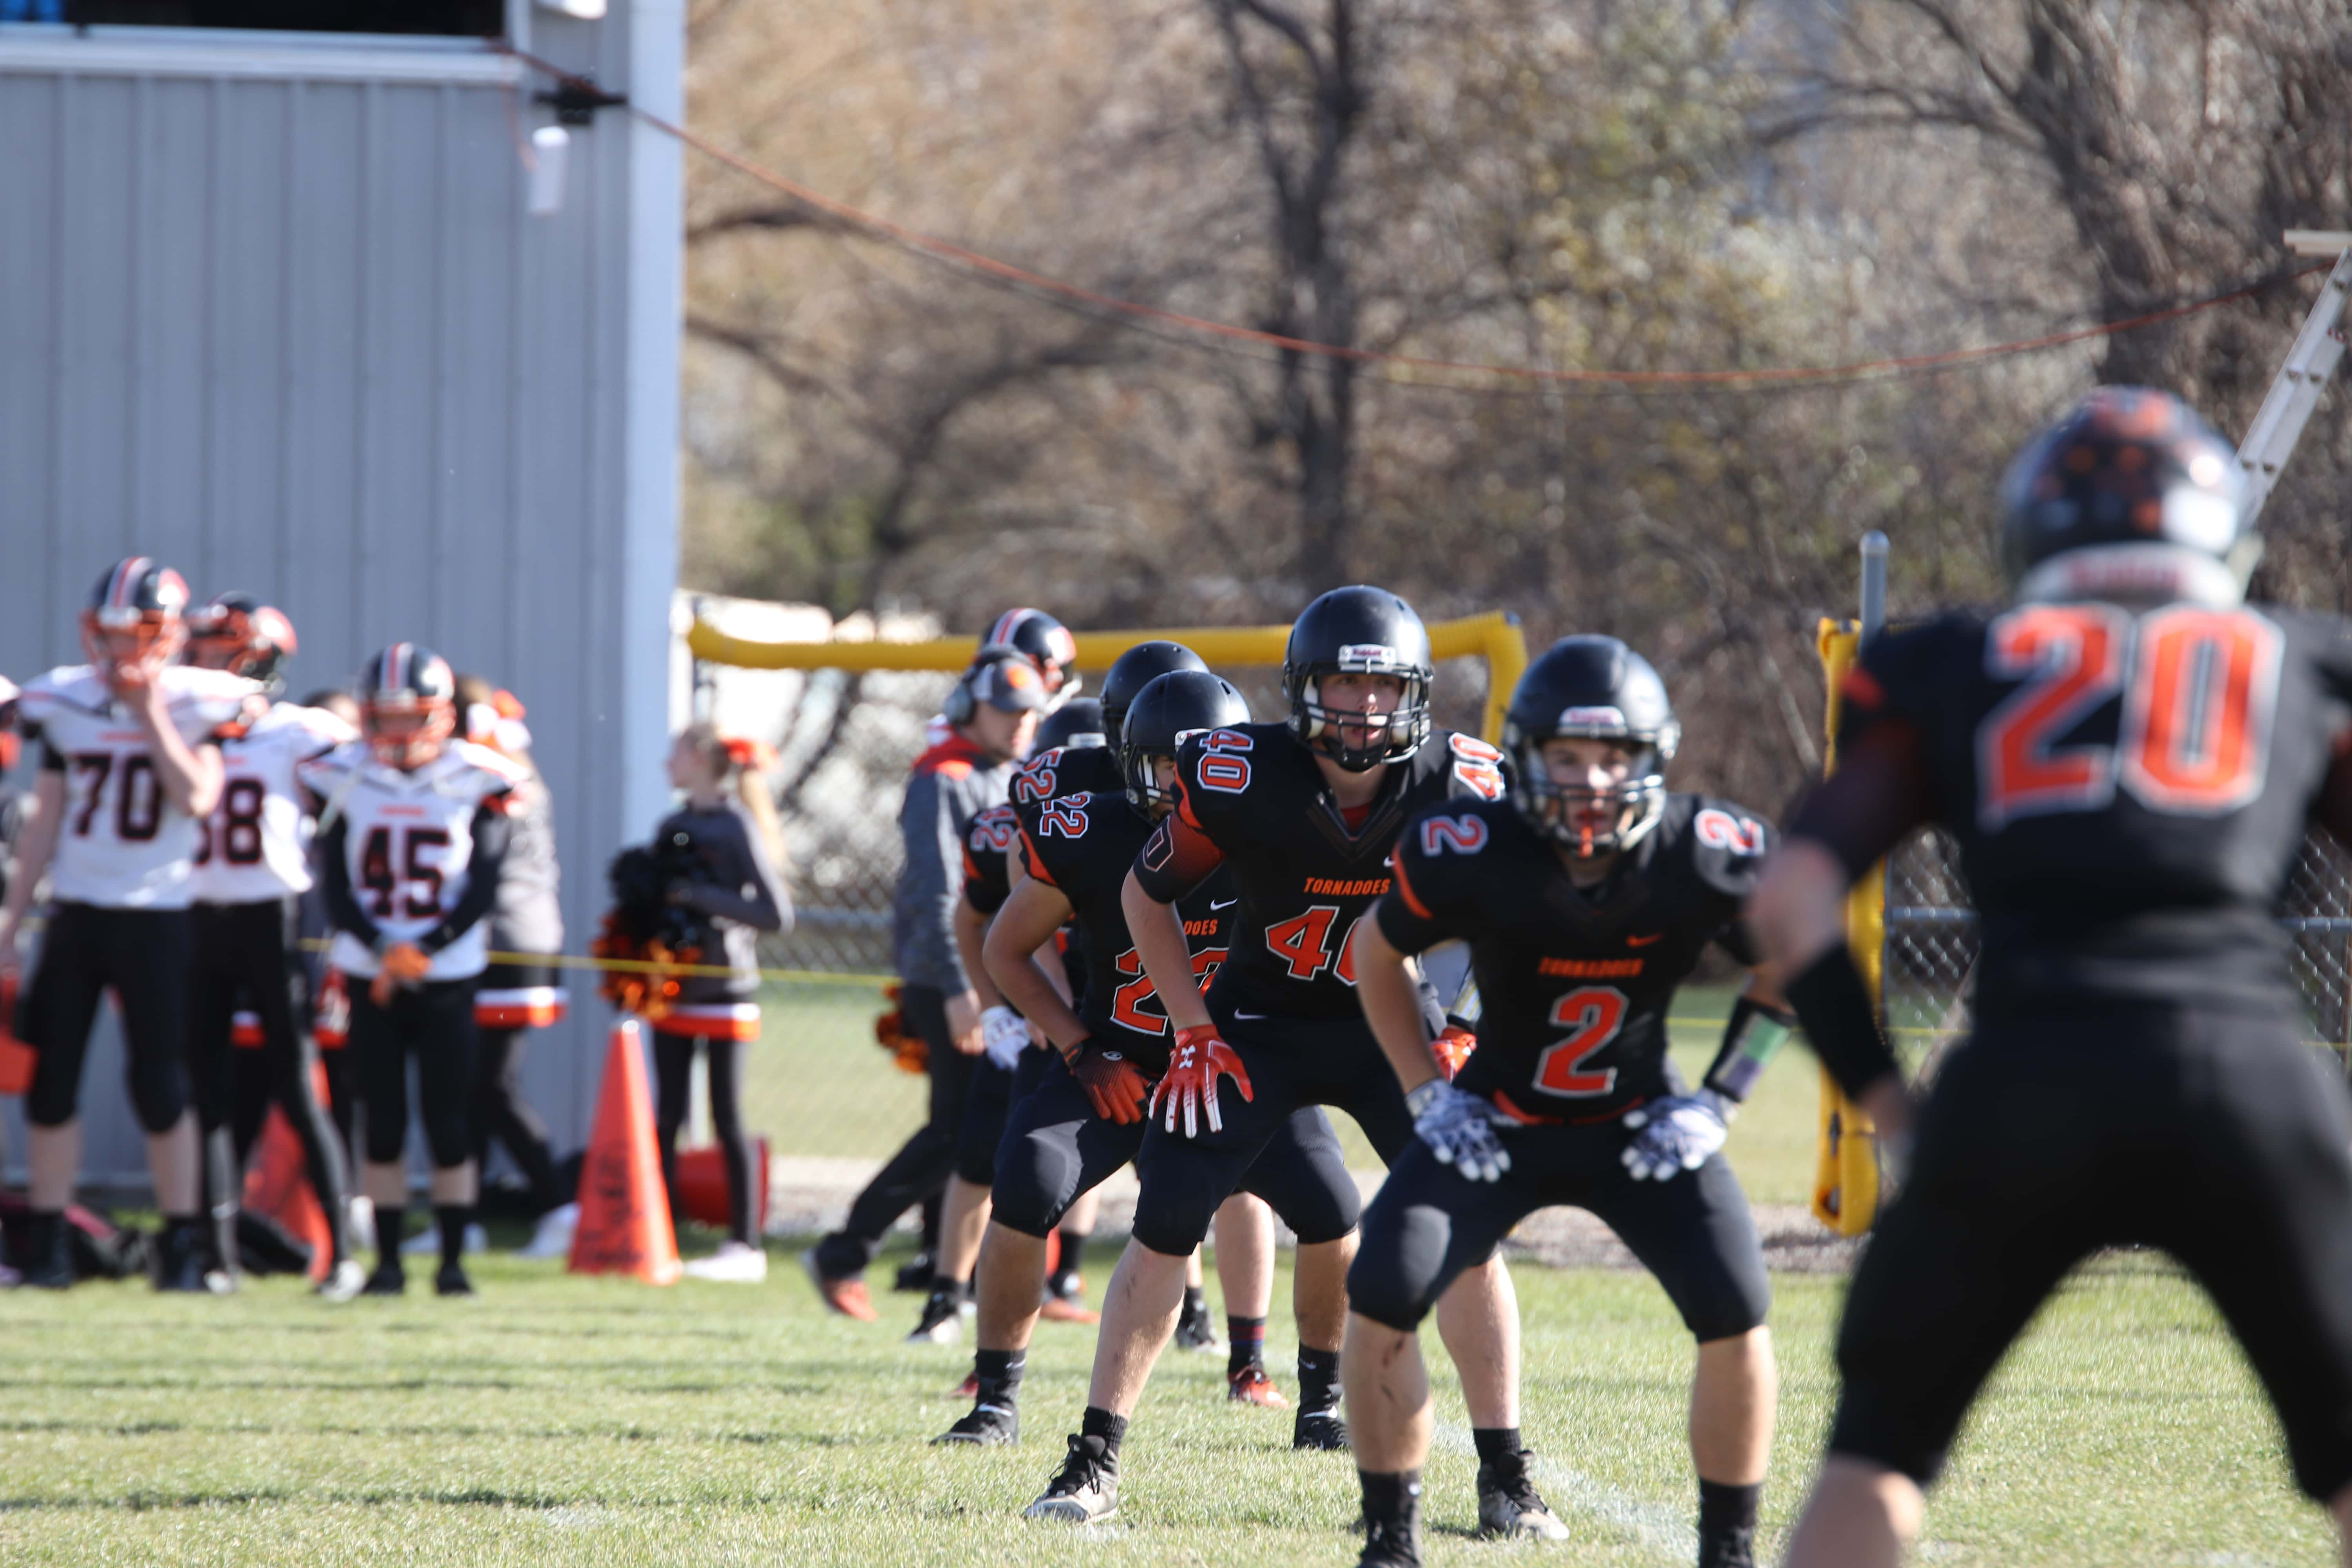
0,1,681,1183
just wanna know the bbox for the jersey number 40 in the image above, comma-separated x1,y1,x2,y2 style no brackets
1264,904,1361,985
1977,603,2284,830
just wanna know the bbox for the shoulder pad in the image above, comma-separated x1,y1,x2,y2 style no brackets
18,666,103,718
452,737,532,788
969,804,1021,856
1681,796,1773,894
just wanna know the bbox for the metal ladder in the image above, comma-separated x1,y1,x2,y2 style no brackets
2236,232,2352,526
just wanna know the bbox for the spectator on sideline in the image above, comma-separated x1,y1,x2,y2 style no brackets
450,675,574,1261
650,722,792,1282
804,646,1043,1318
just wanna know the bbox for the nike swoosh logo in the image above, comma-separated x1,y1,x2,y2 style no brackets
1626,933,1666,947
1233,1011,1267,1021
1210,899,1238,910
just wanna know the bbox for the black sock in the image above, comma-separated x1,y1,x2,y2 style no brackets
1298,1347,1341,1416
376,1205,406,1272
1052,1227,1090,1289
1227,1314,1266,1377
1180,1283,1207,1319
436,1205,471,1271
1472,1426,1526,1469
1698,1479,1760,1565
975,1348,1025,1405
1358,1468,1423,1552
1080,1405,1127,1459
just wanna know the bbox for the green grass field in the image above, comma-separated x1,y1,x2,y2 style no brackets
0,1242,2330,1565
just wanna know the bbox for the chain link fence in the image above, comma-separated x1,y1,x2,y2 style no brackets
1882,828,2352,1078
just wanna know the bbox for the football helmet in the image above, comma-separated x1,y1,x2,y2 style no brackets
1099,641,1208,749
1120,670,1250,814
80,557,191,679
1282,586,1433,771
2000,385,2254,606
187,592,299,693
360,642,459,770
980,609,1082,708
1033,697,1105,755
1501,635,1679,857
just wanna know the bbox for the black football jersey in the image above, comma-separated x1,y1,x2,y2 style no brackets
962,804,1025,918
1842,604,2352,1019
1375,793,1769,1119
964,744,1125,915
1133,722,1508,1021
1020,790,1237,1076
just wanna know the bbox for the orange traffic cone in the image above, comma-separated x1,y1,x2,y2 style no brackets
239,1062,338,1283
568,1019,682,1284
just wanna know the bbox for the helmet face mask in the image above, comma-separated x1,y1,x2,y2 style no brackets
1503,636,1680,860
187,595,296,693
361,643,458,770
1282,587,1435,771
1512,732,1672,858
1118,670,1250,816
81,557,191,687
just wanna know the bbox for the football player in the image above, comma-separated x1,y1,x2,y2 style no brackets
805,645,1044,1316
1343,636,1790,1567
939,670,1350,1446
0,558,254,1291
1756,388,2352,1568
183,593,366,1301
300,644,525,1298
1024,586,1550,1530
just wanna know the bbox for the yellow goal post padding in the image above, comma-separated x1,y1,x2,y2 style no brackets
686,611,1531,743
1811,617,1888,1236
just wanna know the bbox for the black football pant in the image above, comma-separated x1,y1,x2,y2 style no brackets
993,1049,1359,1245
652,1031,755,1246
1831,1004,2352,1501
191,897,350,1263
348,978,478,1171
952,1045,1056,1187
1129,1007,1414,1257
20,902,194,1134
813,983,976,1279
1349,1122,1768,1341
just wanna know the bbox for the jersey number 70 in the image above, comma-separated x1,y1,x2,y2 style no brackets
1976,603,2283,830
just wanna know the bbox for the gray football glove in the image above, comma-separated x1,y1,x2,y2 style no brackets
1620,1090,1733,1181
1406,1079,1514,1183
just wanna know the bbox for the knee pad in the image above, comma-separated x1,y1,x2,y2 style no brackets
1346,1202,1455,1333
1129,1180,1220,1258
423,1105,472,1170
989,1134,1083,1239
128,1055,191,1134
364,1104,408,1167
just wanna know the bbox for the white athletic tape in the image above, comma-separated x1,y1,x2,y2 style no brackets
1433,1420,1694,1563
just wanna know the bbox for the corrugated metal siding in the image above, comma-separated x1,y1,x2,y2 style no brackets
0,25,676,1183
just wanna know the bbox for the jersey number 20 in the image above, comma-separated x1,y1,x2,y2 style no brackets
1978,603,2283,829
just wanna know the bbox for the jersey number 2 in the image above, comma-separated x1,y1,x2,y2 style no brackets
1532,986,1628,1097
1977,603,2283,829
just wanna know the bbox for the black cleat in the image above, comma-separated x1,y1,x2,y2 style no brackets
893,1251,936,1294
1293,1408,1349,1451
1172,1296,1220,1353
1023,1433,1119,1522
361,1261,408,1296
153,1222,216,1294
435,1262,475,1298
1476,1455,1569,1540
1357,1515,1422,1568
22,1215,74,1290
906,1286,967,1344
1700,1519,1759,1568
935,1400,1020,1446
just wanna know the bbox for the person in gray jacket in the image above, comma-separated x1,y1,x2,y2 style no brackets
652,721,793,1283
804,645,1045,1318
453,678,572,1260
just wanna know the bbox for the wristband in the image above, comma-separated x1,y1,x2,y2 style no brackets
1702,995,1799,1103
1061,1034,1094,1068
1783,945,1901,1102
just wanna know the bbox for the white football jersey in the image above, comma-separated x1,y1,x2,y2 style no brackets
298,739,526,982
190,702,359,904
17,664,258,909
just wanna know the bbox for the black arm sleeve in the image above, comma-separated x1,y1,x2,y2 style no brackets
419,800,512,954
316,816,383,950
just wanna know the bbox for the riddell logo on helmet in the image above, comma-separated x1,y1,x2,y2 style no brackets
1559,706,1626,728
1338,644,1398,668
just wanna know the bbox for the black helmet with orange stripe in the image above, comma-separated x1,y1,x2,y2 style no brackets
361,642,458,770
979,608,1080,709
189,592,299,695
80,557,191,680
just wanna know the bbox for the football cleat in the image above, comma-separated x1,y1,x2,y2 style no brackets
1475,1457,1569,1541
1024,1434,1119,1523
361,1261,408,1297
23,1215,73,1290
1356,1516,1423,1568
1038,1273,1099,1324
893,1251,936,1293
907,1287,967,1344
434,1262,475,1298
152,1222,216,1294
1172,1297,1221,1354
682,1241,769,1283
316,1258,368,1303
1227,1367,1289,1408
935,1401,1020,1446
800,1249,880,1321
1293,1409,1350,1451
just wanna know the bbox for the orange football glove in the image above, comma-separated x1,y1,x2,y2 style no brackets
1148,1025,1253,1138
1072,1044,1149,1125
370,942,430,1005
1433,1024,1477,1081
